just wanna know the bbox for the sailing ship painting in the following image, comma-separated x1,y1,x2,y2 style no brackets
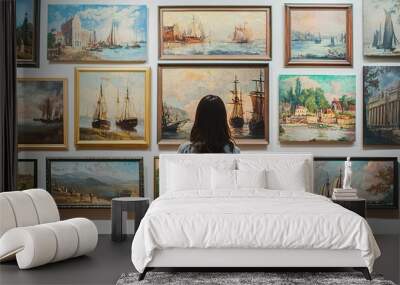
364,0,400,56
75,68,150,148
158,65,268,144
159,7,271,60
17,78,67,149
314,158,398,209
47,4,147,62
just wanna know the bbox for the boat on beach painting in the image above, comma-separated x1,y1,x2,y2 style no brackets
285,5,352,66
364,0,400,57
47,4,147,62
279,75,356,143
159,7,271,60
17,78,67,150
158,64,269,145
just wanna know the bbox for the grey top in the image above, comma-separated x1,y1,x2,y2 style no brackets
177,142,240,154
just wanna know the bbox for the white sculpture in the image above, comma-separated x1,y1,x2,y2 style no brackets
343,157,352,189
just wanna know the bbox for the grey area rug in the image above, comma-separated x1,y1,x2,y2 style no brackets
116,272,396,285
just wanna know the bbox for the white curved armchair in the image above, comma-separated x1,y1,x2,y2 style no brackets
0,189,98,269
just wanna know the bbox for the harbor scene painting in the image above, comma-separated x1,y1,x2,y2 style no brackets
17,78,67,149
17,159,37,191
314,158,398,209
75,68,150,148
158,65,268,145
159,7,271,60
364,0,400,56
286,5,352,66
279,75,356,143
363,66,400,146
47,4,147,62
47,158,144,208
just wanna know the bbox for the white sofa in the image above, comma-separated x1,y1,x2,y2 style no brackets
0,189,98,269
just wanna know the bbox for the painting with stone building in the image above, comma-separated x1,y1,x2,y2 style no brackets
363,66,400,146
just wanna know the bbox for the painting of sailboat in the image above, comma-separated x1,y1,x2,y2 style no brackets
158,64,269,145
47,4,147,62
364,0,400,56
75,68,151,148
159,7,271,60
17,78,67,150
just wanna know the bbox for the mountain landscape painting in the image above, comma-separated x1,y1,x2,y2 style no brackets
46,158,144,208
363,0,400,56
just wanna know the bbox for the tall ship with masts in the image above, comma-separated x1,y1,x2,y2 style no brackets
181,15,206,44
116,86,138,131
232,22,253,43
228,75,244,128
319,168,342,198
92,83,111,130
107,22,122,49
162,103,188,133
248,70,265,136
33,96,63,124
372,9,399,51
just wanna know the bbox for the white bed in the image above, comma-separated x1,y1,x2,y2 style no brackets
131,154,380,280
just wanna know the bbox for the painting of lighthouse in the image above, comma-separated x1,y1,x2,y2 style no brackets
364,0,400,56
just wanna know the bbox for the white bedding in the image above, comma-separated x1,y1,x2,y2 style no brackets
131,190,380,273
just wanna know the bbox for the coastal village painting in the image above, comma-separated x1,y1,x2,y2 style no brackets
17,78,67,149
285,5,352,66
363,66,400,145
17,159,37,191
46,158,144,208
158,65,269,145
314,158,398,209
279,75,356,143
75,68,150,148
364,0,400,56
159,7,271,60
47,4,147,62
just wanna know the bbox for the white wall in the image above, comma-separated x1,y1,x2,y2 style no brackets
18,0,400,233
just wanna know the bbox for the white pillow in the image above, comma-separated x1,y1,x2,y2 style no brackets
236,169,267,189
211,168,237,190
167,162,211,191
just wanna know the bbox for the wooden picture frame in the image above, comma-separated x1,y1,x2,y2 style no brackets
314,157,398,209
17,159,38,190
74,67,151,149
153,156,159,199
285,4,353,67
159,6,272,60
17,78,68,150
157,64,269,146
46,157,144,208
17,0,40,67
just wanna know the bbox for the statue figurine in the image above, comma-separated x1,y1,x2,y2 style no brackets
343,157,352,189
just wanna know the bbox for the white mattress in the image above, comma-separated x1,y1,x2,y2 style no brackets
131,190,380,273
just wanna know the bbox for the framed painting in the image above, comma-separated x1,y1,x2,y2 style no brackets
74,67,151,148
363,66,400,146
279,75,356,144
363,0,400,57
285,4,353,66
17,159,38,190
17,78,68,150
47,4,147,63
16,0,40,67
159,6,271,60
154,156,159,199
314,157,398,209
158,64,269,146
46,157,144,208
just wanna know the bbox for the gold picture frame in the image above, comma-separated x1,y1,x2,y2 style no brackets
74,67,151,149
17,77,68,150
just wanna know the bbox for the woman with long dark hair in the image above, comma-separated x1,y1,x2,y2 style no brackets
178,95,240,153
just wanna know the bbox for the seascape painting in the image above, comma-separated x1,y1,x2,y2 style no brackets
17,78,67,150
363,66,400,146
314,158,398,209
17,159,37,191
159,7,271,60
158,65,269,145
364,0,400,56
47,4,147,62
75,68,150,148
285,5,352,66
279,75,356,143
46,158,144,208
154,157,159,199
16,0,40,67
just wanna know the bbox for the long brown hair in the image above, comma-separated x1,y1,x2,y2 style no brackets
190,95,235,153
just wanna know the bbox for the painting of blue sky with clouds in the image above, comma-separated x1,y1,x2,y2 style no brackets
47,4,147,62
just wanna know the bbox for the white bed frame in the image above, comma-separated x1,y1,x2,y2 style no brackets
141,154,370,280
